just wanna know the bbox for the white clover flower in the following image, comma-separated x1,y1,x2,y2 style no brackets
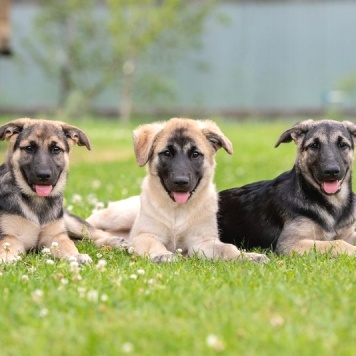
78,287,86,298
61,278,69,285
21,274,29,282
39,308,48,317
96,253,103,259
176,248,183,254
66,205,74,212
96,259,107,272
86,193,98,206
116,277,122,286
127,246,135,254
71,194,83,204
67,256,78,263
87,290,99,303
46,259,55,265
3,242,11,252
42,247,51,255
130,274,137,280
95,202,105,210
72,274,82,282
70,261,80,273
100,294,108,302
28,267,36,274
137,269,145,275
121,342,134,353
91,179,102,189
206,334,225,352
51,242,59,252
32,289,43,303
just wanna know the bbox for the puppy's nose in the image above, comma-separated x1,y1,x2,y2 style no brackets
36,169,52,182
173,175,189,187
324,165,340,177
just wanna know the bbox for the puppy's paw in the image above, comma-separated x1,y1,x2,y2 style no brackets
67,254,93,264
110,237,129,249
243,252,269,264
152,252,178,263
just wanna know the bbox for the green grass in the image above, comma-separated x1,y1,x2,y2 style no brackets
1,117,356,355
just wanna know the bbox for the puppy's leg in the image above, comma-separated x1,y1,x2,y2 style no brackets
283,239,356,257
0,237,26,263
188,238,269,263
86,196,140,235
65,212,128,248
39,221,92,264
131,233,177,263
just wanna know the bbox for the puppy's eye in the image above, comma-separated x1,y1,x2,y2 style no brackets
191,150,201,158
162,150,172,157
338,141,348,149
309,142,319,150
23,145,35,153
52,146,62,154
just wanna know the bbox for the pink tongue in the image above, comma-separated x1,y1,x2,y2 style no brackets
322,181,339,194
35,185,53,197
173,192,190,204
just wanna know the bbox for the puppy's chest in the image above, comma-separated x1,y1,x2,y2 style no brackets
17,196,63,226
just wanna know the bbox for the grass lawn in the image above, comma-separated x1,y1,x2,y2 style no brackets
1,116,356,355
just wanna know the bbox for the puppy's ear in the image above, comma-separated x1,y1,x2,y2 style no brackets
0,118,31,141
275,119,314,148
343,121,356,144
133,122,165,166
60,123,91,150
201,120,233,154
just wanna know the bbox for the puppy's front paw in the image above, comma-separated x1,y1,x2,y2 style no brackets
67,254,93,264
152,253,178,263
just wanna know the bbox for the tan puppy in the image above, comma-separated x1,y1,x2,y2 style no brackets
88,118,269,263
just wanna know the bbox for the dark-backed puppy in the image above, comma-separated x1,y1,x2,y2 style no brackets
88,118,268,263
218,119,356,256
0,118,122,263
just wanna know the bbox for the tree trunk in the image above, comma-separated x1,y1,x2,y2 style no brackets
119,60,135,122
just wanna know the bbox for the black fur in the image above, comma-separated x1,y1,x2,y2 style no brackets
217,120,356,252
157,130,204,202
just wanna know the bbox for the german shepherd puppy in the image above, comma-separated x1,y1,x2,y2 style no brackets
87,118,269,263
218,119,356,256
0,118,122,263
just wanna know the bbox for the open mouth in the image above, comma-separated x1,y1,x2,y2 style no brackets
321,181,341,195
32,184,54,197
313,171,347,195
171,191,192,204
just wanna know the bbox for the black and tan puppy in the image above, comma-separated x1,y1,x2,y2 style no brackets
0,118,122,263
88,118,268,263
218,119,356,256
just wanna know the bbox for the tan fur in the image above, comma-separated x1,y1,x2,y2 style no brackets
88,118,268,263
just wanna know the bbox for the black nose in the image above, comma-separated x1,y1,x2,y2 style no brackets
36,169,52,182
324,165,340,177
173,175,189,187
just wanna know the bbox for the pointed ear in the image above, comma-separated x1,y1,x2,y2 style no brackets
133,122,165,166
60,123,91,150
200,120,233,154
275,119,314,148
342,121,356,144
0,118,31,141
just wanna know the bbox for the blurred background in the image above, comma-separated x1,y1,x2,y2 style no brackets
1,0,356,121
